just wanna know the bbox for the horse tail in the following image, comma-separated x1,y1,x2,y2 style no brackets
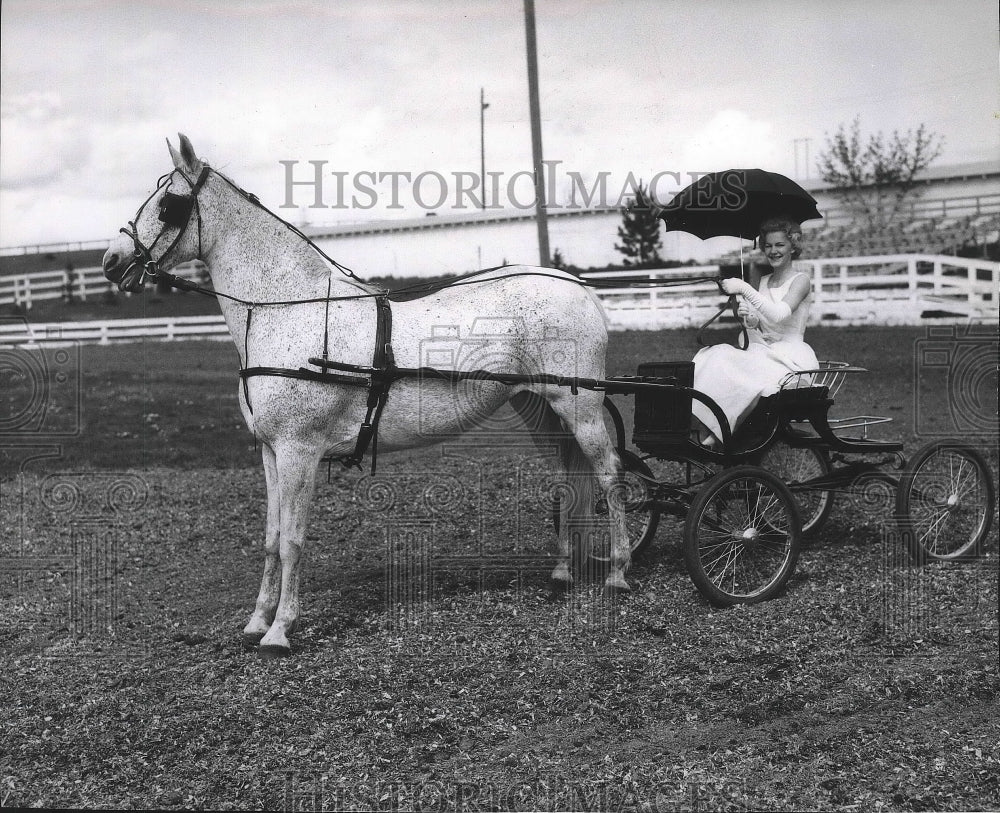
509,391,597,542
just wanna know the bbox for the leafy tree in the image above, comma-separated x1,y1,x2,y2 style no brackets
615,180,663,267
816,118,943,232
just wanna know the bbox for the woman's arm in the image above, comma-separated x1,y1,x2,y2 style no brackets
722,272,811,321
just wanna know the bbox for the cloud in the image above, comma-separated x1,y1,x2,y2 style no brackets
679,110,780,172
0,92,91,190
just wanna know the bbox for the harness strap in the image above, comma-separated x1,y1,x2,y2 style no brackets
334,294,396,474
241,366,369,387
697,292,749,350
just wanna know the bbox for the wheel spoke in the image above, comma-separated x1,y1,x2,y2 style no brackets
900,443,995,562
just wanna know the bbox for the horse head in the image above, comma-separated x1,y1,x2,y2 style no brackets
103,134,209,293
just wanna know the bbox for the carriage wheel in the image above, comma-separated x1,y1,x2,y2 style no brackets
760,444,834,536
896,440,996,564
587,449,661,564
683,466,801,606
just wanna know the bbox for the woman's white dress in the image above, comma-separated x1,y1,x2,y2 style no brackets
691,270,818,442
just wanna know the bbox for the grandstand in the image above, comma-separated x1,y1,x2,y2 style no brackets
814,213,999,258
716,210,1000,266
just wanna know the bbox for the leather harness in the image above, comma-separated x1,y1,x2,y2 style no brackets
241,293,397,474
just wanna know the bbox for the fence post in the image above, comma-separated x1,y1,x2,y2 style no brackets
23,276,32,310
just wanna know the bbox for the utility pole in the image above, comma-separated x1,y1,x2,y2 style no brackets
480,88,489,210
793,137,813,180
523,0,550,266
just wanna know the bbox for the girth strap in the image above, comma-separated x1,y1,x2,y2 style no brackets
331,294,396,474
237,294,397,475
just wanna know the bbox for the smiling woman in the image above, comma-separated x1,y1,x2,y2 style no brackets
691,217,818,445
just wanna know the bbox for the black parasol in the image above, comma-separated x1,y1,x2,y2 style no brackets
655,168,822,240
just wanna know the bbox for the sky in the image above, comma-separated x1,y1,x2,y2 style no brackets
0,0,997,248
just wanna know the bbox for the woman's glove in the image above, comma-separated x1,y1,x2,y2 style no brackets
720,277,791,322
737,300,760,329
720,277,751,296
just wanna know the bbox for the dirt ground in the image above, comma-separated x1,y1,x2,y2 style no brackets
2,325,997,810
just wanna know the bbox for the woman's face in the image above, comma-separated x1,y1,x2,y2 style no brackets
762,230,793,270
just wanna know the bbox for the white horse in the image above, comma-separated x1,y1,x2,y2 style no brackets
103,135,630,658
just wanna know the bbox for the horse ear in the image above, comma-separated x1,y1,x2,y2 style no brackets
167,133,203,173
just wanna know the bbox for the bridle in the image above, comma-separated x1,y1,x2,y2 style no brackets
117,164,211,287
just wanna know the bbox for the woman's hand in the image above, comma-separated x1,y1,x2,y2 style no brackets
721,277,751,296
737,300,759,328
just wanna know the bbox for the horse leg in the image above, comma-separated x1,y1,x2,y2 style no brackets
556,403,631,593
258,445,321,659
551,487,574,588
243,443,280,647
508,392,573,587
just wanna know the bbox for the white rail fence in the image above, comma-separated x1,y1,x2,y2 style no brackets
1,254,996,346
0,262,205,310
584,254,999,329
0,314,230,347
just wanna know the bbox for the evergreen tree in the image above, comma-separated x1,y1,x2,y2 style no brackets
615,181,663,267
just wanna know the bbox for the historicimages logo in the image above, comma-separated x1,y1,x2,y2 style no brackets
914,321,998,438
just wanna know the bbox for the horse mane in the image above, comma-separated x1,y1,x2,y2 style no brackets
209,165,378,295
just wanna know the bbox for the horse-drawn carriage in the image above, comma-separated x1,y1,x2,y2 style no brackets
102,136,996,656
588,360,995,606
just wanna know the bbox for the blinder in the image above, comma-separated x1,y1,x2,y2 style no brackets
158,192,195,228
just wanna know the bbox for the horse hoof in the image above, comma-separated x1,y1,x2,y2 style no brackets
242,632,264,650
603,573,631,594
258,644,290,661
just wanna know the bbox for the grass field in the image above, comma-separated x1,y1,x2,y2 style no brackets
2,325,998,810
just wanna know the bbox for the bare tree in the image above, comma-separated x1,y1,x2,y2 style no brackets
817,118,943,231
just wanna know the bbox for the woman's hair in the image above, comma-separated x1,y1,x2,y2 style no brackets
758,217,803,259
